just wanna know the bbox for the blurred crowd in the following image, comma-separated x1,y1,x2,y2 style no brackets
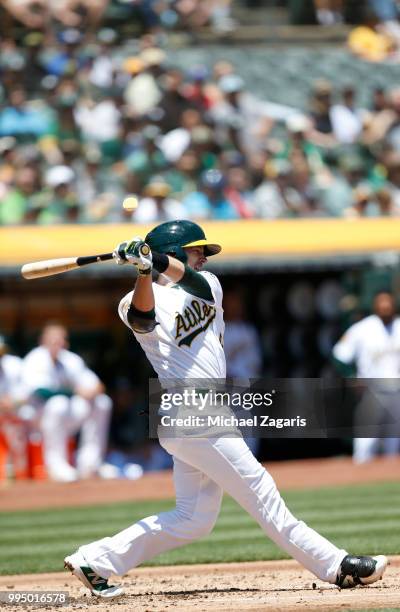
3,4,400,225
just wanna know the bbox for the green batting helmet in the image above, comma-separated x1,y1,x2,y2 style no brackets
145,220,221,263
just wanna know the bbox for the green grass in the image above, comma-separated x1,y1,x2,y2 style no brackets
0,481,399,575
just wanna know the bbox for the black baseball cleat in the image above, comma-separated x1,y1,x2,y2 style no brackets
336,554,388,588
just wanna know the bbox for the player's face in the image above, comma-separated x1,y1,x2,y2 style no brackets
184,246,207,271
374,293,396,323
41,325,69,359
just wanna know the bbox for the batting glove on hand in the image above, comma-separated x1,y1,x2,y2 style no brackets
125,238,153,275
112,240,129,265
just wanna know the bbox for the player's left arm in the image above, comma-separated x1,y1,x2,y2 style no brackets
114,238,157,333
113,238,214,302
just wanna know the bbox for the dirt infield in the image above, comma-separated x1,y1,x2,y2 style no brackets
0,557,399,612
1,456,399,611
1,456,400,512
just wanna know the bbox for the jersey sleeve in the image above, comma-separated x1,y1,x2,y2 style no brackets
198,271,223,306
63,352,96,389
332,324,359,364
118,291,134,331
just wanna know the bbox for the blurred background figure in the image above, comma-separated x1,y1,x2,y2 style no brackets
223,288,263,456
183,168,239,220
22,323,112,481
132,175,185,223
0,334,29,479
333,291,400,463
223,288,262,379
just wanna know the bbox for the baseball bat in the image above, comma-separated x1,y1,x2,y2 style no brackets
21,252,114,279
21,244,151,279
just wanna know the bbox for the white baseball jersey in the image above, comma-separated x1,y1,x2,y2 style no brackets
224,322,262,378
118,271,226,383
0,354,26,402
22,346,100,396
333,315,400,378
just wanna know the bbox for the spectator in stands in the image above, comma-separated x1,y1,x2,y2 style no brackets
330,86,364,144
0,165,44,225
0,136,17,195
125,124,167,194
0,85,52,141
209,74,296,154
22,323,112,481
132,175,185,223
88,28,118,91
164,148,201,200
367,0,400,42
51,0,108,29
159,108,204,163
252,159,305,219
30,165,79,224
123,48,165,118
42,29,86,78
183,168,239,220
375,186,400,215
318,154,368,217
158,68,196,134
333,291,400,463
224,165,254,218
382,151,400,210
343,184,378,217
314,0,344,25
0,0,47,28
182,65,211,111
308,79,339,147
74,93,122,162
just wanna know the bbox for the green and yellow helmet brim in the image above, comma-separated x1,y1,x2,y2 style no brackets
182,239,222,256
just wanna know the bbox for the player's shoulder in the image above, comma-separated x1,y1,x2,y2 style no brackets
23,346,44,361
3,354,22,368
198,270,223,302
60,348,85,368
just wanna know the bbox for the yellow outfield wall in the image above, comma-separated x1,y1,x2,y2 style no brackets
1,218,400,266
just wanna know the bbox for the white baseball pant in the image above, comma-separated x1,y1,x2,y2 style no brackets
79,436,346,582
41,393,111,478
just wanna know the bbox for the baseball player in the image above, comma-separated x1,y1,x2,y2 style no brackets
0,335,29,478
22,323,112,482
64,220,387,598
333,290,400,463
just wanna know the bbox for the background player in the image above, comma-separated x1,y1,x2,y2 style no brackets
333,290,400,463
22,323,112,481
64,220,387,598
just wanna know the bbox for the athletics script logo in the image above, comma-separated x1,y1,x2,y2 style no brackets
175,299,216,347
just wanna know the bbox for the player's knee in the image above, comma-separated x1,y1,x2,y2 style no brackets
92,393,112,413
175,507,219,539
43,395,70,418
70,396,91,422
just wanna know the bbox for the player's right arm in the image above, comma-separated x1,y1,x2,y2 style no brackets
332,324,359,377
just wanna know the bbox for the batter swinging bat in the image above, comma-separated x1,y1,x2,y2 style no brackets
21,243,151,280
